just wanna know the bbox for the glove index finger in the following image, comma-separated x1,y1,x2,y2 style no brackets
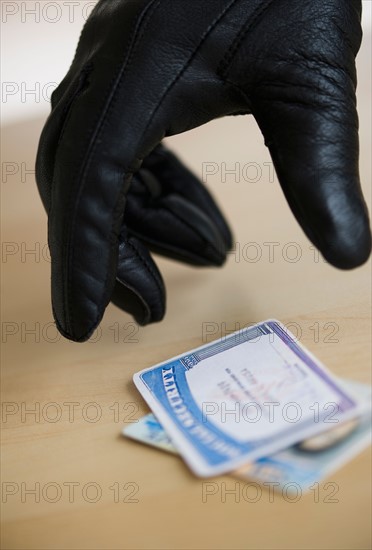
43,54,159,342
50,152,137,342
40,0,231,341
249,19,371,268
253,93,371,268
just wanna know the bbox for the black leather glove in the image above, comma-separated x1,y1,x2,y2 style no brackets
112,143,233,325
36,0,371,342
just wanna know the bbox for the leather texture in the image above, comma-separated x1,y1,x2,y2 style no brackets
36,0,371,342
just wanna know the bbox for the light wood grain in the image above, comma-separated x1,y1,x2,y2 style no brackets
1,24,371,550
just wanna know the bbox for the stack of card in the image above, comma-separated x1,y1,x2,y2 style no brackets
124,320,371,491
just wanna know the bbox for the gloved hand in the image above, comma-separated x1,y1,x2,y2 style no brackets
36,0,371,342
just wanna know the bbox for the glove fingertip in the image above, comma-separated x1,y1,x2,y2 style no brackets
113,235,166,325
320,220,371,270
111,283,164,325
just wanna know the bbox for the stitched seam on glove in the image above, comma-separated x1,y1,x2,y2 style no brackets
125,240,164,303
217,0,275,80
134,0,241,157
68,0,241,339
56,63,94,148
134,204,223,257
63,0,162,338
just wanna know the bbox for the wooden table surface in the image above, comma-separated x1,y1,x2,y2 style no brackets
1,23,371,550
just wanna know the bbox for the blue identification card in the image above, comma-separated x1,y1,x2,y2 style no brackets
123,379,371,491
133,320,365,477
